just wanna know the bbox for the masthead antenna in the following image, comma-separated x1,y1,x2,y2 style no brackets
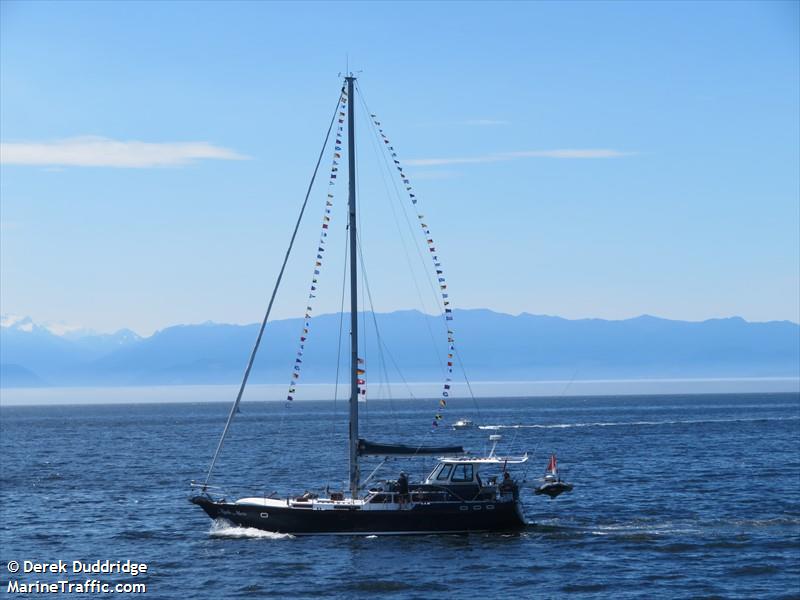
338,55,362,79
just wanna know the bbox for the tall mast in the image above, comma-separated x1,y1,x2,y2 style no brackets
345,75,360,499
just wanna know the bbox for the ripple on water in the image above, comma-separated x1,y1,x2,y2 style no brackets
655,542,702,553
235,583,268,596
114,529,159,540
727,564,782,577
561,582,609,593
344,579,415,593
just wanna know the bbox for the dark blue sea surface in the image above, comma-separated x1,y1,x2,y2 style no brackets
1,392,799,598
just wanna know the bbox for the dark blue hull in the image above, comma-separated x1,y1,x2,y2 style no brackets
191,496,526,535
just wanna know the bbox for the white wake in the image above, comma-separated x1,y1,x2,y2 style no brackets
208,519,294,540
478,415,799,430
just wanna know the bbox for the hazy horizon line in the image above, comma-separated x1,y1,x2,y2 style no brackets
2,308,798,339
1,377,798,406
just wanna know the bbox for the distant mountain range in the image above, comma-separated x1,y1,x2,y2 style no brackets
1,311,798,388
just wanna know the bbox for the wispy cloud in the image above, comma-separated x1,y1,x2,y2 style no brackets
406,149,632,167
508,149,632,159
0,136,249,168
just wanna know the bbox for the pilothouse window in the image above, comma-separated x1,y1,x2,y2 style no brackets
436,464,453,481
451,464,474,482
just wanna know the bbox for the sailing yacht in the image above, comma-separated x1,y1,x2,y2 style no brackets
190,75,529,535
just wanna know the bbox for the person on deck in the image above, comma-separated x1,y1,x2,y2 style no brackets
397,471,410,508
499,470,519,500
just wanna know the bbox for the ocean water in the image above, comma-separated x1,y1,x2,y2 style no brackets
1,392,799,598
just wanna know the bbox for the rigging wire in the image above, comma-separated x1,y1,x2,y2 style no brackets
356,81,482,420
352,92,430,431
352,104,403,428
355,83,451,335
355,82,446,379
353,107,396,417
454,348,482,421
356,227,403,436
355,83,445,315
326,230,350,491
202,89,345,490
355,168,370,430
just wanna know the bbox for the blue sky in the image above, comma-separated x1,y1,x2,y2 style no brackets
1,0,798,335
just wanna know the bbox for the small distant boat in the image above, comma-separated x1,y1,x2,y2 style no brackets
534,453,573,499
452,418,475,430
